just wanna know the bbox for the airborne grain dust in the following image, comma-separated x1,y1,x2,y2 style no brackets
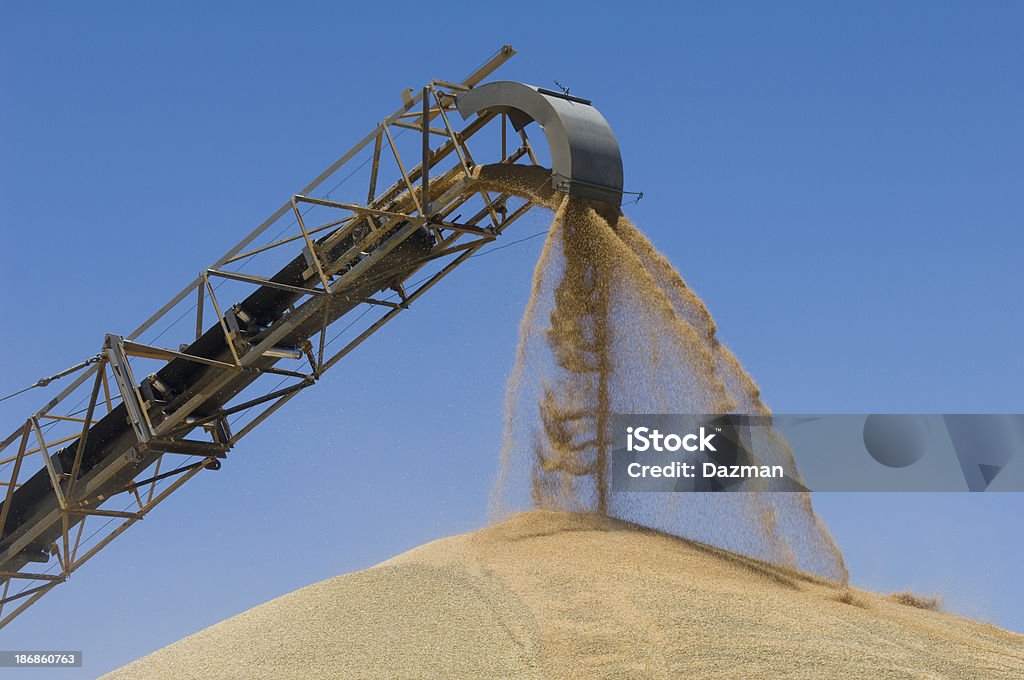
474,164,848,582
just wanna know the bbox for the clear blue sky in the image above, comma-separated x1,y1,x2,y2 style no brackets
1,2,1021,676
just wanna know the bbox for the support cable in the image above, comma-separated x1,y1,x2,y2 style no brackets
0,357,101,404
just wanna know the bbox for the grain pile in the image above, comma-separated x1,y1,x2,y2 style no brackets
475,165,846,582
104,511,1024,679
105,166,1023,678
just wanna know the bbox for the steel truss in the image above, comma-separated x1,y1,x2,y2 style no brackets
0,45,550,627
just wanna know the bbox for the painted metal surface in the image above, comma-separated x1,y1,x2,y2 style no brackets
457,81,624,205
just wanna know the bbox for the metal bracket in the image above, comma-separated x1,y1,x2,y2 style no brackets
103,335,154,445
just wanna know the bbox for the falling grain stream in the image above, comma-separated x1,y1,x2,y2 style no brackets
475,164,847,583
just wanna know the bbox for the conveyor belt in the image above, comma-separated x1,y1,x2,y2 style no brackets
0,47,626,627
0,220,434,573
